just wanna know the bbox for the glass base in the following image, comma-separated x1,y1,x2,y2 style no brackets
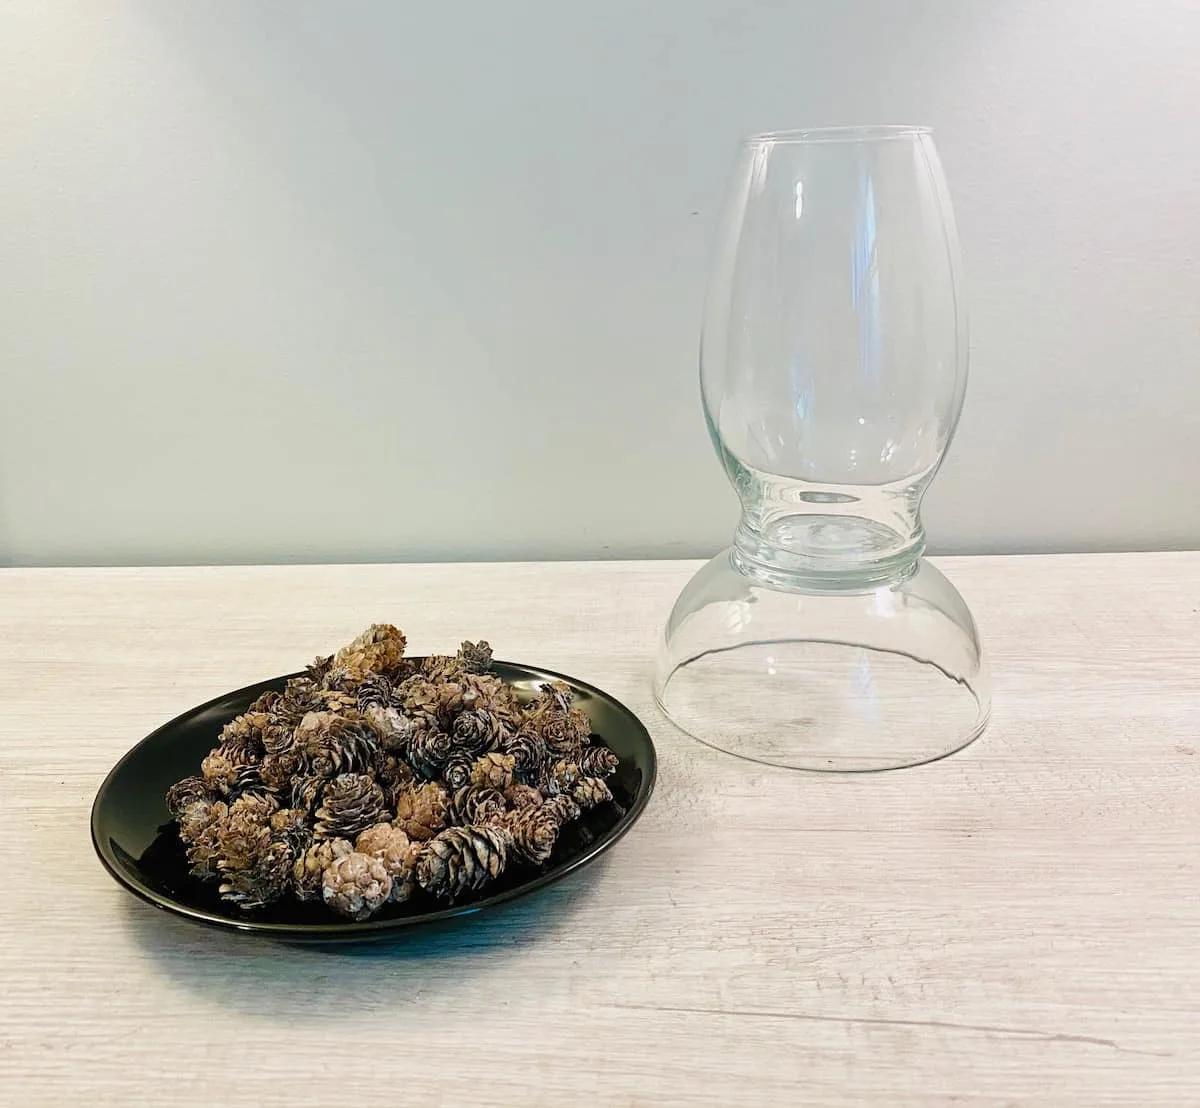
654,551,989,772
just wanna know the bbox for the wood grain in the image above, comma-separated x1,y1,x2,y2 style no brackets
0,554,1197,1107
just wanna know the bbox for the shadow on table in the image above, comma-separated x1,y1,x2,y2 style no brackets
121,860,608,1021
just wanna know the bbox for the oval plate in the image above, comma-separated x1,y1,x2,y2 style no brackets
92,661,656,943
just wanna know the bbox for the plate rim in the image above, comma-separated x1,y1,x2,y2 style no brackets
91,659,657,942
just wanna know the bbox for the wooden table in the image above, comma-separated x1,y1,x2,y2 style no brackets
1,554,1197,1106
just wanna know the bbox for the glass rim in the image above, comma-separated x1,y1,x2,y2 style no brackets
743,125,932,146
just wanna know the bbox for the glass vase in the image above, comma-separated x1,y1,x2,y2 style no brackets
655,126,989,771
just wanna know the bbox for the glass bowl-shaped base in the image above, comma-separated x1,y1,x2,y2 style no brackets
654,551,989,772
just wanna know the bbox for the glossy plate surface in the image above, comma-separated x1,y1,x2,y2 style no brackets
92,661,656,943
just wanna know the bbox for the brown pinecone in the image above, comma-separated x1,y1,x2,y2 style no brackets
217,712,270,759
416,826,509,902
219,838,294,910
456,640,493,674
469,752,516,791
354,673,393,712
333,623,408,679
166,775,212,819
503,729,547,778
261,720,298,757
314,773,387,840
270,807,313,857
573,776,613,810
441,754,472,791
290,771,327,812
259,750,304,792
504,783,544,810
578,745,619,779
451,785,506,826
547,760,582,796
406,717,453,779
176,797,219,843
393,781,450,841
200,741,254,794
531,680,574,715
371,751,415,804
318,689,359,714
306,653,335,683
322,851,392,921
362,703,415,752
276,676,322,723
453,709,506,754
293,838,353,901
215,812,271,877
542,794,581,825
538,708,592,757
460,673,523,720
295,711,378,776
504,805,561,865
246,689,282,714
421,654,463,683
356,823,421,903
226,765,270,803
227,791,279,828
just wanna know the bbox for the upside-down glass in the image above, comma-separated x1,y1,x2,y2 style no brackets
655,126,989,771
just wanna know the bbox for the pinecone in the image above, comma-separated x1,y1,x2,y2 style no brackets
333,623,408,679
270,807,313,857
503,729,547,778
537,708,592,757
215,812,272,876
219,838,294,910
322,851,392,921
371,751,415,804
504,783,544,810
246,689,282,714
406,718,453,779
573,776,613,810
453,709,506,754
578,745,619,779
318,689,359,714
295,711,378,776
442,754,475,791
421,655,463,683
504,805,561,865
259,750,304,791
226,764,270,803
306,654,335,683
288,770,327,813
276,676,322,723
165,775,211,819
200,741,253,794
416,826,510,902
216,712,270,759
361,703,414,753
456,640,493,674
547,760,582,796
469,752,515,791
356,823,421,903
226,791,279,828
314,773,387,840
261,721,298,757
293,838,353,901
532,680,574,715
355,673,393,713
451,785,506,826
542,795,581,825
393,782,450,841
176,797,219,843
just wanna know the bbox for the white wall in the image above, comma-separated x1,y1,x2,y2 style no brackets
1,0,1198,565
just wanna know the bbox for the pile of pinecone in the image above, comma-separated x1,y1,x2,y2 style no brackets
164,624,619,921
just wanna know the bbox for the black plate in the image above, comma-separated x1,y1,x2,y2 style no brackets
92,661,656,943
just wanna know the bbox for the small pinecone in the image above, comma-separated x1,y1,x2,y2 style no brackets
215,814,271,877
539,708,592,757
542,795,581,825
293,838,353,901
469,752,516,791
322,851,392,921
456,640,493,674
270,807,313,857
227,791,279,828
318,689,359,714
406,719,453,779
547,760,582,796
176,797,219,843
200,742,253,794
362,704,414,753
416,826,509,902
226,764,270,802
393,781,450,841
573,776,613,810
261,721,298,757
504,805,561,866
333,623,408,679
356,823,421,903
372,751,415,804
442,754,475,791
578,745,620,779
182,800,228,877
421,654,463,683
289,771,327,813
314,773,387,840
452,785,506,826
504,783,544,810
453,709,506,754
355,673,393,712
276,677,323,723
260,750,304,792
219,838,294,910
306,653,335,683
247,689,282,714
166,775,211,819
503,729,547,778
217,712,270,759
295,711,378,776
